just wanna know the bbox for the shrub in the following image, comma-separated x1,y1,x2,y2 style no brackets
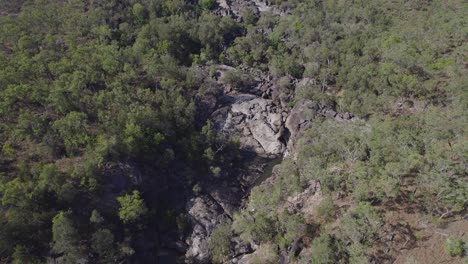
221,69,255,92
192,183,202,195
251,243,278,264
52,111,89,155
444,238,465,257
277,212,304,249
348,243,368,264
176,214,189,235
117,190,148,224
199,0,216,10
405,256,419,264
51,212,81,262
90,210,104,224
310,234,340,264
210,222,232,263
91,229,115,258
12,245,41,264
341,202,382,244
233,211,277,243
317,195,337,221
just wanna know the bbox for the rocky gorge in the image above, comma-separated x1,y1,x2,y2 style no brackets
181,64,359,263
143,1,367,263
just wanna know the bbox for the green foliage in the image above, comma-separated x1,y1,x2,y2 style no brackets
1,142,15,158
90,210,104,224
276,212,304,250
0,0,465,262
309,235,341,264
91,229,115,259
221,69,255,92
12,245,41,264
1,177,29,207
52,211,81,262
404,256,419,264
297,120,368,192
296,102,467,212
199,0,217,10
317,195,337,221
296,84,336,108
226,0,466,114
251,243,278,264
347,243,369,264
444,238,465,257
192,183,202,195
132,3,147,24
117,190,148,224
0,0,240,262
176,213,189,235
210,222,232,263
233,211,277,243
197,13,239,60
37,163,73,200
52,111,89,155
341,202,382,244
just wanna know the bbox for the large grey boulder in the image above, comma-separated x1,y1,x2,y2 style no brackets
249,118,285,154
185,196,227,263
285,99,320,136
223,95,286,156
284,99,320,155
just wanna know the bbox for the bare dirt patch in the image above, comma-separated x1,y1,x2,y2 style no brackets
374,201,467,264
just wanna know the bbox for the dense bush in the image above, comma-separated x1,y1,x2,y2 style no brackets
308,234,344,264
210,222,232,263
199,0,217,10
0,0,465,262
340,202,382,244
444,238,465,257
0,0,244,261
317,195,337,221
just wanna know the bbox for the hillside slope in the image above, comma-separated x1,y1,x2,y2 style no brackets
0,0,466,263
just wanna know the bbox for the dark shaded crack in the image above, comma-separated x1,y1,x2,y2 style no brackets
205,193,234,221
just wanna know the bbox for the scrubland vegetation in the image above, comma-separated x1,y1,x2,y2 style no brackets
0,0,466,263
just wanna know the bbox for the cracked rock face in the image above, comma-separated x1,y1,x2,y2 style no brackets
185,196,228,263
220,95,286,156
249,118,284,154
215,0,278,19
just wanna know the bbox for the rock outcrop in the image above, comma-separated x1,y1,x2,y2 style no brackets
185,65,360,263
214,0,286,19
210,66,292,157
185,195,230,263
224,96,286,156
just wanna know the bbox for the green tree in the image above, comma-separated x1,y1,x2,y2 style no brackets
233,211,276,243
91,229,115,259
90,209,104,224
51,211,80,262
199,0,216,10
52,111,89,155
310,235,341,264
117,190,148,224
12,245,40,264
341,202,382,244
317,195,337,221
132,3,147,24
210,222,232,263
